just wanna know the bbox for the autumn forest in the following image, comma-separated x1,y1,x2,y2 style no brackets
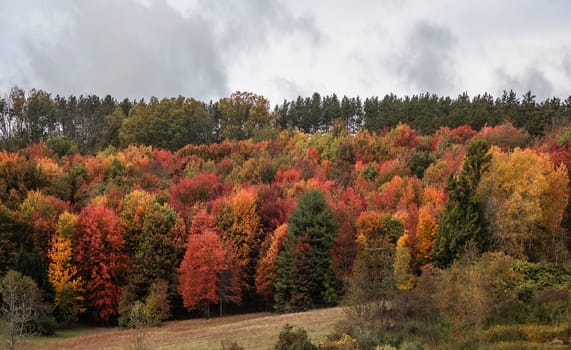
1,88,571,349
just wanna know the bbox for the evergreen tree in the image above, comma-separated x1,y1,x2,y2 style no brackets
274,190,337,311
432,138,491,267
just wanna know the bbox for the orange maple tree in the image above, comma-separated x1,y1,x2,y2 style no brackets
178,231,241,312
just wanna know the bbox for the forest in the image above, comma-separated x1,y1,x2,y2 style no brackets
1,88,571,349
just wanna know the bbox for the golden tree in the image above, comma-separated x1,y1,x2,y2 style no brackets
48,212,85,323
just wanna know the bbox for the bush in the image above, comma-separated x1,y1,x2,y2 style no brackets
274,324,317,350
33,314,57,336
46,137,79,157
318,333,359,349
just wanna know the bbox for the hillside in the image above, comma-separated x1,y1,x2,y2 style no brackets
1,121,571,349
18,307,344,350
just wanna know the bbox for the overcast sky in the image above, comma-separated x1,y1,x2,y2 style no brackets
1,0,570,104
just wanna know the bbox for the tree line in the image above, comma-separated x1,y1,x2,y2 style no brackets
2,88,571,154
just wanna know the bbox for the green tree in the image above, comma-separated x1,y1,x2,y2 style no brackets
46,136,79,157
97,107,126,150
432,138,491,268
120,97,213,150
219,91,272,140
274,190,337,311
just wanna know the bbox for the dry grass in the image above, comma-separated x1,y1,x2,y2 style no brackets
16,307,345,350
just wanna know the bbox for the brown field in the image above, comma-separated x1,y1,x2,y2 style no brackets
15,307,345,350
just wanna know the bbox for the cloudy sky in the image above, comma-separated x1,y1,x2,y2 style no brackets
1,0,570,104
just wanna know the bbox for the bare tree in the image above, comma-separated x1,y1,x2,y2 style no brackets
1,270,42,350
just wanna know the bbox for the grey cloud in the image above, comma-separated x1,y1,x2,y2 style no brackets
6,0,227,100
200,0,323,52
393,21,457,93
496,66,554,100
564,54,571,78
0,0,321,100
273,77,308,101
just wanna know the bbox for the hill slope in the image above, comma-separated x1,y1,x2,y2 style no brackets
20,307,344,350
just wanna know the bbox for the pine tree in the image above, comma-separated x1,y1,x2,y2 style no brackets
432,138,491,267
274,190,337,311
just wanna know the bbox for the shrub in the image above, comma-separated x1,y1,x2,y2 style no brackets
274,324,317,350
318,333,359,349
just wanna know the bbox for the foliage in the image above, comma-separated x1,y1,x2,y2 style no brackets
48,212,85,325
178,231,241,315
74,204,128,322
394,234,415,290
273,324,317,350
119,96,213,151
256,224,289,298
478,147,569,262
46,137,79,157
274,190,338,311
432,138,491,267
343,242,396,349
1,99,571,335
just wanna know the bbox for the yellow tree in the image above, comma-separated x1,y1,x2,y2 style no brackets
477,147,569,261
48,212,85,324
394,234,415,290
228,187,261,294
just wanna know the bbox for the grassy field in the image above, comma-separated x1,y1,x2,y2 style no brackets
12,307,344,350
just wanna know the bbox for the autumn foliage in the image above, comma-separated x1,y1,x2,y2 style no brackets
74,204,127,321
0,119,570,327
178,231,241,311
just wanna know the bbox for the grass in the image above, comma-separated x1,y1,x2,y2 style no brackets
16,307,345,350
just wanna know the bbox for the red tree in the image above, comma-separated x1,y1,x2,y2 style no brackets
169,173,223,221
178,231,241,313
74,204,127,322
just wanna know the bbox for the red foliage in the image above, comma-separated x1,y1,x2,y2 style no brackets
23,193,70,258
215,157,235,177
432,125,477,151
332,220,357,278
169,173,223,219
190,208,220,235
26,142,54,159
392,124,419,148
376,159,409,184
275,168,302,184
74,204,127,321
332,187,366,223
479,122,528,150
178,231,241,310
256,185,292,235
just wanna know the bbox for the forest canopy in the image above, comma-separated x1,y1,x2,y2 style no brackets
1,88,571,341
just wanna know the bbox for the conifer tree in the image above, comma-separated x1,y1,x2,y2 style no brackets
274,190,337,311
432,138,491,267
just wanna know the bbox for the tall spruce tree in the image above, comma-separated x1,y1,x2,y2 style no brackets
433,138,491,267
274,190,337,311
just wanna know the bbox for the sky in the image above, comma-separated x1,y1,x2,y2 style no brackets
1,0,570,105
